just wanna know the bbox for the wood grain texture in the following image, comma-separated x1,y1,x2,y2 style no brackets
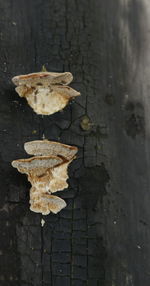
0,0,150,285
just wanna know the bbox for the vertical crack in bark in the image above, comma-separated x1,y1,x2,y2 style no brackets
70,198,74,285
65,0,68,40
86,208,89,286
41,216,44,286
50,236,53,286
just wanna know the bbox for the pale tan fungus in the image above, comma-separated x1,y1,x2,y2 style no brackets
11,140,78,215
12,71,80,115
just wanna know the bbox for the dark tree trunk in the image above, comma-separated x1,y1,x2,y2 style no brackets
0,0,150,285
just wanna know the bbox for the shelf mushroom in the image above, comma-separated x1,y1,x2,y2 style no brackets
12,71,80,115
12,140,78,215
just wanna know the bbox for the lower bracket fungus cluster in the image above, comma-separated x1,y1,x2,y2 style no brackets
12,140,78,215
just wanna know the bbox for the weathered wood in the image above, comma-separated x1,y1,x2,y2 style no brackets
0,0,150,285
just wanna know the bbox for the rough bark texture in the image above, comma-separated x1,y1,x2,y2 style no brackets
0,0,150,285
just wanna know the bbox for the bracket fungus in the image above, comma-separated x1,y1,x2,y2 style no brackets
12,71,80,115
12,140,78,215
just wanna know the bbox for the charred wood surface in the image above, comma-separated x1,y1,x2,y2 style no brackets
0,0,150,285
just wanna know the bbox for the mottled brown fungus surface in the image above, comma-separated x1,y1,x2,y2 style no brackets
11,140,78,215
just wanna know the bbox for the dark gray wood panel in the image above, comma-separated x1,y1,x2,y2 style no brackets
0,0,150,285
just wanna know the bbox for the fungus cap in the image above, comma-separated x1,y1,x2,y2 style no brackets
11,155,63,175
24,140,78,160
12,71,73,86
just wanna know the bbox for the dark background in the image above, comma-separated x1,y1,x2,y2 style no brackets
0,0,150,285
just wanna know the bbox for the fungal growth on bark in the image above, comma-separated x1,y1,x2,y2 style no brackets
12,140,78,215
12,71,80,115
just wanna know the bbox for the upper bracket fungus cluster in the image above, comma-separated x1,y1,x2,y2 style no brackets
12,71,80,115
12,140,78,215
